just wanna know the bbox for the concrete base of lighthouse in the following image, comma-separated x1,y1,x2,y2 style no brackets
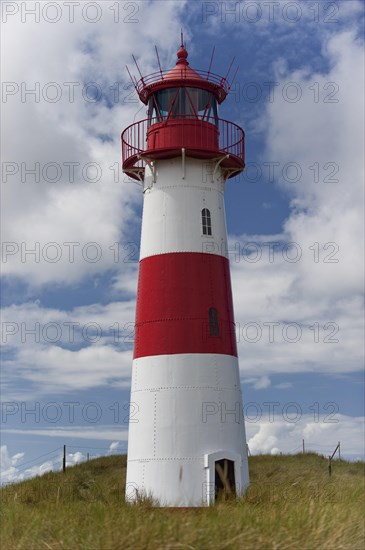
125,354,249,506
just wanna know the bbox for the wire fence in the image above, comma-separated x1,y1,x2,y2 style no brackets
2,439,349,488
1,443,127,486
247,440,344,459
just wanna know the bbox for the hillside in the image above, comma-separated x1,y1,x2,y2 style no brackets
1,453,364,549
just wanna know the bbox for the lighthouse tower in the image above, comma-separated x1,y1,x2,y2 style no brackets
122,39,249,507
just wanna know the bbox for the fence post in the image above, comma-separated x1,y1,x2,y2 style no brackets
329,441,340,476
62,445,66,473
338,441,341,460
302,439,305,454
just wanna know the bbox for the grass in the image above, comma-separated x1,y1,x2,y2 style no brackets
1,453,364,549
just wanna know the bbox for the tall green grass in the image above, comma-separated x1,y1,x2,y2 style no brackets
1,453,364,549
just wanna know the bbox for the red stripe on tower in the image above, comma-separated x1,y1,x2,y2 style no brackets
134,252,237,358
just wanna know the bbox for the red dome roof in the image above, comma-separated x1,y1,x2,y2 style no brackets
135,44,230,104
162,45,203,82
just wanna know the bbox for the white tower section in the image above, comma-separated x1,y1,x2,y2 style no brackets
140,158,229,259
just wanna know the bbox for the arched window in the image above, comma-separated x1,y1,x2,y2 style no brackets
202,208,212,236
209,307,219,336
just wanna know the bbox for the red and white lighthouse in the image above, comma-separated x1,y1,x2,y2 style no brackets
122,39,249,506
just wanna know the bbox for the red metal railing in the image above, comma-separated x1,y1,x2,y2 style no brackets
135,69,230,95
122,116,244,178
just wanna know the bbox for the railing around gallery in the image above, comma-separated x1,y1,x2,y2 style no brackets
121,115,245,172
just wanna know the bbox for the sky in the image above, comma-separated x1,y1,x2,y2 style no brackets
1,0,364,483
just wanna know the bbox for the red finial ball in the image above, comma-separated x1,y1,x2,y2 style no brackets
176,45,188,65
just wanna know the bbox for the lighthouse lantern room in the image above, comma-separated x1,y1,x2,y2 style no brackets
122,37,249,507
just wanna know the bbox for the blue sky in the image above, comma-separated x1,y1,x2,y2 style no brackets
1,0,364,481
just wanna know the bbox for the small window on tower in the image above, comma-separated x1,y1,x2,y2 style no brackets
209,307,219,337
202,208,212,236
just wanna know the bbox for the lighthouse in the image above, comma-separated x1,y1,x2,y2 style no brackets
122,38,249,507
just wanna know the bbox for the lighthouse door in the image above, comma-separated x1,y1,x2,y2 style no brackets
214,459,236,500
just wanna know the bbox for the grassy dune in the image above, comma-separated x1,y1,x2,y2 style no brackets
1,453,364,549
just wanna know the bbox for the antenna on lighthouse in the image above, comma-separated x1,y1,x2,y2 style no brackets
207,45,215,79
125,64,138,94
180,28,184,47
224,56,236,84
132,54,145,85
155,45,163,78
227,65,239,93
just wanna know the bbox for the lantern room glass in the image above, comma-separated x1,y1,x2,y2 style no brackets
148,87,218,125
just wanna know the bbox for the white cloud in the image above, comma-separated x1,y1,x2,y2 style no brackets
0,445,24,484
1,299,137,348
246,415,365,458
0,444,54,484
66,451,85,466
1,300,137,398
248,424,281,454
2,1,188,287
0,437,126,484
244,376,271,389
270,447,280,455
2,427,128,441
231,28,364,377
254,376,271,389
3,345,132,399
